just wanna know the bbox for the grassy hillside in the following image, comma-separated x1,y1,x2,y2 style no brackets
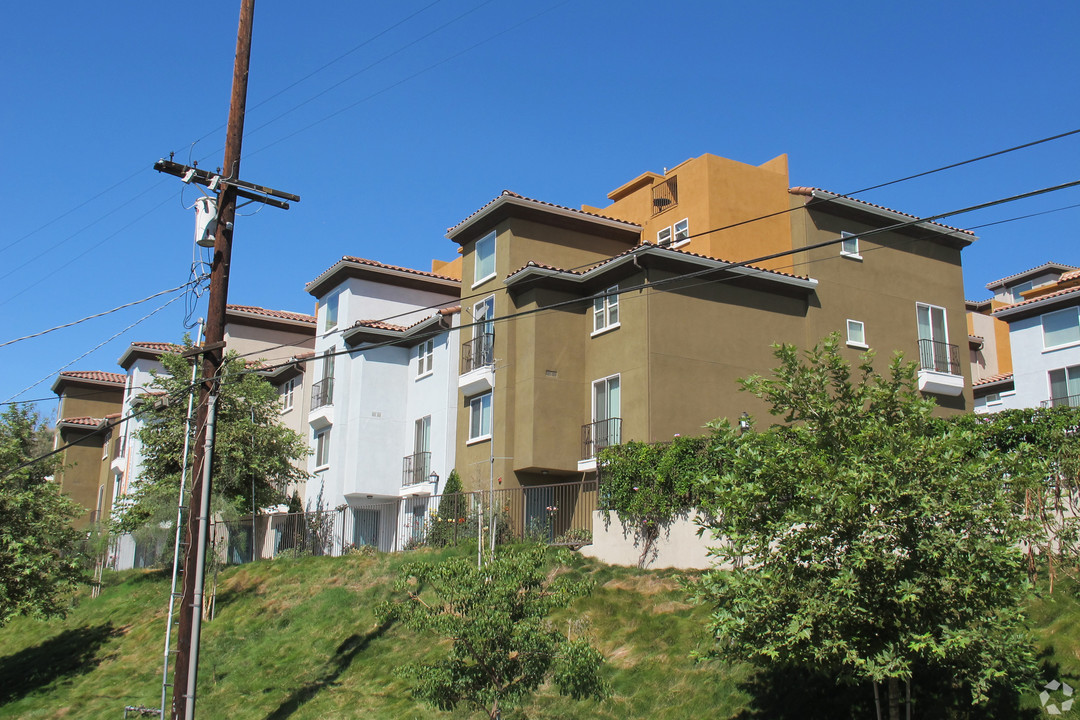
1,546,1078,719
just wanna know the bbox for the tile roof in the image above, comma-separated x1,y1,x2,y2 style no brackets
446,190,641,236
973,373,1013,388
227,304,316,324
984,262,1078,288
58,416,101,427
58,370,126,385
789,186,975,236
1061,269,1080,283
993,284,1080,314
130,341,180,353
353,319,409,332
507,244,812,283
309,256,460,287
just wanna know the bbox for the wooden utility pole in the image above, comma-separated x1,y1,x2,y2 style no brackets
171,2,254,717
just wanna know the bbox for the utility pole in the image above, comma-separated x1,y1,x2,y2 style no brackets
151,2,294,717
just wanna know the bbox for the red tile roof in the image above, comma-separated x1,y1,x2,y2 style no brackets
438,305,461,316
507,244,812,283
446,190,641,236
984,262,1078,288
353,319,409,332
228,304,316,324
310,256,460,287
59,416,101,427
789,186,975,236
130,341,180,353
58,370,126,385
994,284,1080,313
973,373,1013,387
1061,269,1080,283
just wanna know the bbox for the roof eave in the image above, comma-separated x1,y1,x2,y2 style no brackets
305,259,461,299
446,194,641,245
805,190,976,246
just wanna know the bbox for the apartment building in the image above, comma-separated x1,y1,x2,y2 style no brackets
303,257,461,549
50,370,126,528
448,152,974,497
978,264,1080,411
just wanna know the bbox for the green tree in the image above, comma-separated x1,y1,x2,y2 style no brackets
378,545,609,719
115,342,310,535
429,469,466,547
696,336,1038,718
0,405,86,626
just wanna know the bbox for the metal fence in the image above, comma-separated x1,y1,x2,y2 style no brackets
210,479,598,565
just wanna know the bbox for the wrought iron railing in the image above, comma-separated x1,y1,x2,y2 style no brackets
582,417,621,461
461,333,494,374
311,377,334,409
917,339,961,375
402,451,432,487
1042,394,1080,408
652,176,678,215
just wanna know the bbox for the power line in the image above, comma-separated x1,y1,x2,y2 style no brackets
0,279,205,350
4,292,189,404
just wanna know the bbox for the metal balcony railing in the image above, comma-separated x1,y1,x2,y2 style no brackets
917,338,961,376
651,176,678,215
1042,394,1080,408
582,417,621,461
461,333,494,374
311,377,334,410
402,451,432,487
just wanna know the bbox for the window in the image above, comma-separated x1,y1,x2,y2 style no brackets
474,231,496,286
417,339,434,377
841,231,860,258
591,375,621,452
324,294,339,331
468,392,492,442
593,285,620,335
1009,280,1034,302
846,319,867,348
985,392,1002,406
1049,365,1080,406
656,226,672,247
1042,307,1080,349
315,428,331,468
280,378,296,411
415,416,431,455
102,431,112,460
673,218,689,246
916,302,955,373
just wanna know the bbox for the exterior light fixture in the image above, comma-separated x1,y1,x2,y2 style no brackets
429,471,439,485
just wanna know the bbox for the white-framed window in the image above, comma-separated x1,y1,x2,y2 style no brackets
1049,365,1080,407
417,339,435,378
656,226,672,247
916,302,954,373
984,392,1002,406
1009,280,1034,302
474,231,496,286
846,319,867,348
1042,307,1080,350
592,285,620,335
672,218,689,246
324,294,339,331
102,431,112,460
589,374,621,456
314,427,332,468
468,392,492,443
840,231,860,258
280,378,296,412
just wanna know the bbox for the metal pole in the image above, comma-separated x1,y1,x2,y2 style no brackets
185,394,219,720
160,321,203,718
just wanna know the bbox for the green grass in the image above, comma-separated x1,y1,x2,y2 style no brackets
1,547,1078,719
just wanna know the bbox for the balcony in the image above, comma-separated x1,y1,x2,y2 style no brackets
311,377,334,410
579,418,621,471
916,339,964,396
459,333,495,395
1042,394,1080,408
651,176,678,216
402,451,432,487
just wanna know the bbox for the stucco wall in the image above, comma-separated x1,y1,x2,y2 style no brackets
579,511,719,570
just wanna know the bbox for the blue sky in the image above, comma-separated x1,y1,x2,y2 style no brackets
2,1,1078,418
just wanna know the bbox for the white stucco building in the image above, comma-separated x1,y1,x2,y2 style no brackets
303,257,462,550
